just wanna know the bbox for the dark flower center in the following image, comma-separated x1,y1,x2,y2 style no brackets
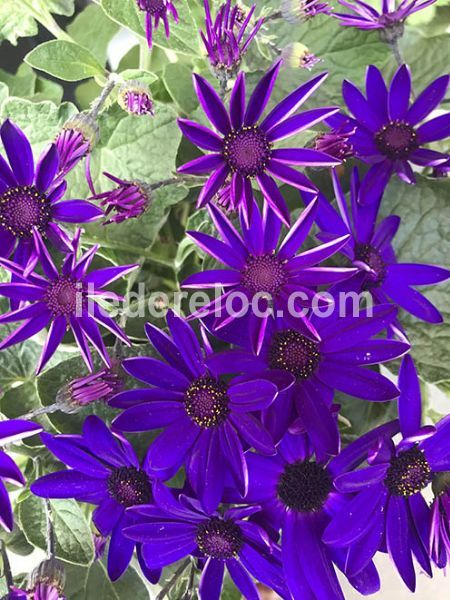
241,254,287,296
384,446,432,497
268,329,321,380
0,185,51,239
196,517,243,560
374,120,419,160
278,460,332,512
184,376,230,428
223,126,272,178
354,243,387,288
107,466,152,507
44,277,81,317
137,0,165,14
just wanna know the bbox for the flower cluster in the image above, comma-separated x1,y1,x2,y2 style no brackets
0,1,449,599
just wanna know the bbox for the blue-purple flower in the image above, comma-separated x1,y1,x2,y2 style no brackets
0,419,42,531
308,167,450,325
323,355,450,591
182,200,356,353
178,61,341,224
226,425,402,599
0,120,103,269
334,0,438,36
281,0,332,22
124,482,289,599
0,230,137,374
328,64,450,204
136,0,179,49
201,1,264,78
207,304,407,455
111,310,279,513
93,172,152,225
430,475,450,569
30,415,162,582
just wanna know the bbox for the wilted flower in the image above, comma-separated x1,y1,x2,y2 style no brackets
201,0,264,79
55,366,124,414
136,0,179,49
0,229,137,374
178,61,340,225
118,81,154,116
54,113,99,184
93,172,152,225
0,420,42,531
314,124,355,160
281,0,331,22
281,42,321,71
430,472,450,568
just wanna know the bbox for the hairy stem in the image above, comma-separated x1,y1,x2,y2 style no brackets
389,39,404,68
0,540,13,592
156,559,191,600
45,500,56,558
89,74,120,119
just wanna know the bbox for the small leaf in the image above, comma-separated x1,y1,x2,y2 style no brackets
25,40,105,82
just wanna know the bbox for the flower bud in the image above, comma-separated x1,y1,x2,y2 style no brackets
56,366,124,414
118,81,154,116
281,43,321,71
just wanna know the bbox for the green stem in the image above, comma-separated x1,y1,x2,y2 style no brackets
89,74,119,119
156,559,191,600
0,540,13,592
45,500,56,558
139,41,152,71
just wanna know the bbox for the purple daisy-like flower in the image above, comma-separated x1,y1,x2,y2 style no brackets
201,0,264,79
329,64,450,204
0,120,103,269
182,200,356,353
110,310,279,513
323,355,450,592
0,230,137,374
430,474,450,568
226,425,401,599
31,415,162,582
308,167,450,325
136,0,179,49
334,0,438,39
207,303,407,455
177,61,341,225
124,482,289,599
93,172,152,225
281,0,332,22
118,82,154,117
0,419,42,531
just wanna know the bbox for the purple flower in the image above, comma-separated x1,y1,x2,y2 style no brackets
314,125,355,161
28,558,66,600
201,1,264,78
430,475,450,568
110,310,279,514
309,167,450,324
227,426,401,599
182,200,356,353
177,61,341,224
123,482,289,599
92,172,152,225
118,82,154,116
136,0,179,49
334,0,438,39
54,113,99,193
0,120,103,271
0,230,137,374
55,365,124,414
323,355,450,592
30,416,162,582
281,0,332,22
329,65,450,204
207,304,407,455
0,420,42,531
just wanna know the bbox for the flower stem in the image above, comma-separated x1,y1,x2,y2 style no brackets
0,540,13,591
45,500,56,558
389,39,404,68
156,559,191,600
89,74,120,119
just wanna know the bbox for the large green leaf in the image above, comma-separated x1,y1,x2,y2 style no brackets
18,496,95,566
67,3,120,65
26,40,105,82
380,176,450,386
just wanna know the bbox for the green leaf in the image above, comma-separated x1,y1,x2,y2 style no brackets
0,1,37,45
25,40,105,82
18,496,95,566
163,63,199,115
0,97,77,153
67,3,120,65
0,82,8,106
101,0,200,56
380,176,450,386
64,560,150,600
120,69,158,86
397,30,450,90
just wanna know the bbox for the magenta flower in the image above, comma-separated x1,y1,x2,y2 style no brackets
0,230,137,374
178,61,340,225
136,0,179,49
